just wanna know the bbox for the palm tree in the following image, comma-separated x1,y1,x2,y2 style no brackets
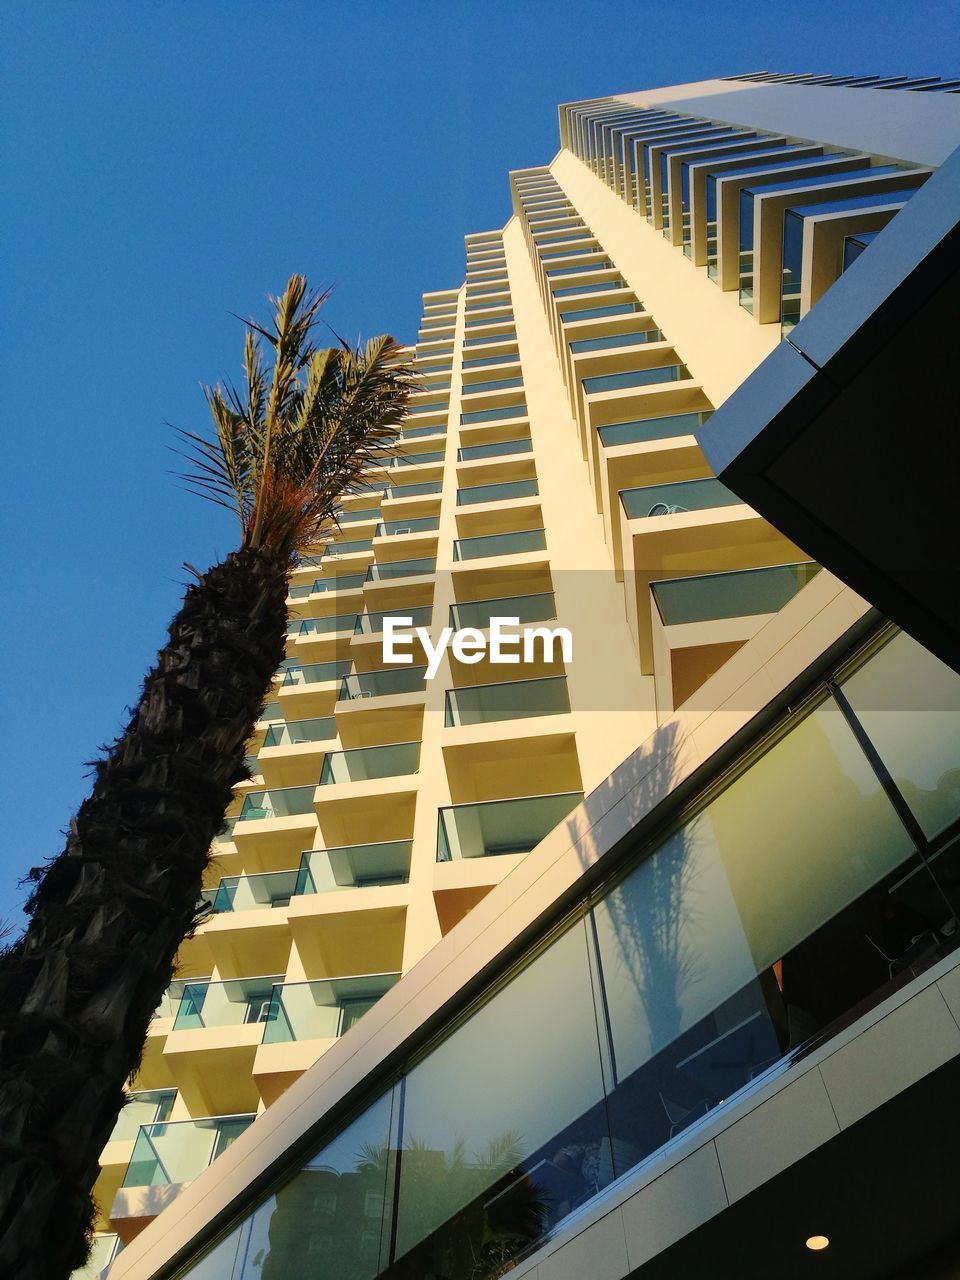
0,275,414,1280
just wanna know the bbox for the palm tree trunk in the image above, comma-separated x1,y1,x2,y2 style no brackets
0,544,290,1280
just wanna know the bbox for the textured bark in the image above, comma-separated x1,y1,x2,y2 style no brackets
0,544,289,1279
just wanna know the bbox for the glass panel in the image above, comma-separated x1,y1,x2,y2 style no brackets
456,479,538,505
264,974,400,1043
445,677,570,726
460,403,527,425
263,717,336,746
461,377,524,393
310,574,367,594
841,631,960,840
457,438,531,461
365,557,436,581
239,786,315,820
560,303,642,323
569,329,662,353
173,978,284,1030
621,476,740,518
319,743,420,785
593,697,916,1176
123,1116,254,1187
297,841,413,893
652,563,822,625
553,280,624,299
453,529,546,561
386,482,443,498
437,793,583,861
209,869,301,913
298,614,359,635
583,366,690,394
109,1090,177,1143
598,411,711,448
283,661,352,686
355,605,433,634
206,1092,397,1280
394,920,608,1270
339,667,427,699
376,516,439,535
449,592,556,630
71,1234,121,1280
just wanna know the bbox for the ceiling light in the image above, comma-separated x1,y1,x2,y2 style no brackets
805,1235,830,1252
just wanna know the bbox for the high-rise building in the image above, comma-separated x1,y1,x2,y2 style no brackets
85,74,960,1280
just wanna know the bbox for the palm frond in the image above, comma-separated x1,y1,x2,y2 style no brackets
178,275,416,560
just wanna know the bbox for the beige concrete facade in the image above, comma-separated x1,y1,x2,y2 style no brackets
83,75,960,1277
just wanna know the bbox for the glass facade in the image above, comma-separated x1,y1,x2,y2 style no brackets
175,631,960,1280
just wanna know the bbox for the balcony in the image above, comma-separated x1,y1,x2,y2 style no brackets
108,1089,176,1145
238,785,315,821
323,537,372,556
457,478,538,506
445,676,570,726
262,716,335,746
173,976,285,1031
262,973,400,1044
583,364,691,396
375,516,440,535
119,1114,254,1189
621,475,740,519
449,590,556,629
652,561,823,626
453,528,546,561
354,604,432,635
335,505,381,524
457,437,532,462
365,556,436,581
338,667,427,700
282,660,352,687
303,573,367,596
318,742,420,785
436,791,583,861
598,409,712,448
384,480,443,500
297,840,412,893
460,402,527,426
296,613,358,637
206,869,301,913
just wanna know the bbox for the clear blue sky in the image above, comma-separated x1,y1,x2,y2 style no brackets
1,0,957,928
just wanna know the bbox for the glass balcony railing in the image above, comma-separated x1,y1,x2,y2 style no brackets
365,557,436,581
213,815,238,844
461,353,520,369
259,701,282,722
297,614,358,636
71,1233,120,1280
296,840,412,893
207,869,301,913
598,409,713,448
262,974,400,1044
108,1090,176,1144
121,1114,254,1188
287,583,312,599
238,786,315,821
262,717,335,746
282,660,352,686
295,554,324,568
173,976,285,1031
621,476,741,519
375,516,440,536
319,742,420,785
445,676,570,726
153,979,189,1021
384,450,445,467
461,376,524,394
560,302,643,323
385,481,443,499
449,590,556,630
407,401,449,416
308,573,366,594
457,437,532,462
460,403,527,426
336,506,381,524
453,528,546,561
456,478,538,505
354,605,432,635
652,562,823,625
437,791,584,861
243,754,260,776
399,422,446,440
338,667,427,700
569,327,662,353
462,331,517,348
323,539,372,557
554,279,625,299
583,365,691,394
